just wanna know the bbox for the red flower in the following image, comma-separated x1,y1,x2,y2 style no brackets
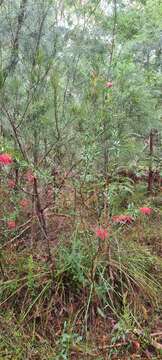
105,81,113,88
96,227,108,240
139,207,152,215
7,220,16,229
112,215,133,224
20,199,29,208
0,153,13,165
8,179,15,189
25,171,35,183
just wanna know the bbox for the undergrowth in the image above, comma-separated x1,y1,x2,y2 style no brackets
1,213,162,359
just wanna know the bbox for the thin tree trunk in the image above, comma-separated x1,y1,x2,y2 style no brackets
148,129,154,193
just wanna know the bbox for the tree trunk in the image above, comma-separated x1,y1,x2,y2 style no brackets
147,129,154,193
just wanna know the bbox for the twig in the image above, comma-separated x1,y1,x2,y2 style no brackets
151,339,162,350
151,332,162,338
109,0,117,66
33,178,52,263
0,223,31,250
44,210,79,218
98,341,128,350
72,340,129,357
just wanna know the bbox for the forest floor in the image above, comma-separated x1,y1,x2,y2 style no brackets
1,180,162,359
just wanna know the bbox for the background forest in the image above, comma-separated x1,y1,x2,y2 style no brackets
0,0,162,359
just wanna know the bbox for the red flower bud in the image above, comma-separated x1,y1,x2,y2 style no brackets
7,220,16,229
19,199,29,208
25,171,36,183
139,207,152,215
96,227,108,240
131,340,140,353
105,81,113,88
8,179,15,189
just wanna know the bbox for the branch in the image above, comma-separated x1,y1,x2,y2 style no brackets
3,0,28,81
1,104,28,161
109,0,117,66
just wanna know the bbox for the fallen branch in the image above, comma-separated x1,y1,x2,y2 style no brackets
151,339,162,351
98,341,128,350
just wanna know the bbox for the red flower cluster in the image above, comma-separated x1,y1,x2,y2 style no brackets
0,153,13,165
95,206,153,238
96,227,108,240
139,207,152,215
7,220,16,229
112,215,133,224
105,81,113,88
8,179,15,189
